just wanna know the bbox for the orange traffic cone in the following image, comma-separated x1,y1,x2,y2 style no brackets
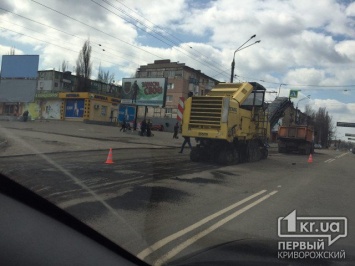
105,148,114,164
308,153,313,163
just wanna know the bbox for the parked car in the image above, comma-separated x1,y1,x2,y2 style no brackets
150,124,164,131
314,144,322,149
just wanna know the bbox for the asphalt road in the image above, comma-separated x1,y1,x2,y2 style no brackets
1,121,354,265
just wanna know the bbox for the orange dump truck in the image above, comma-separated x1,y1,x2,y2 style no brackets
278,126,314,155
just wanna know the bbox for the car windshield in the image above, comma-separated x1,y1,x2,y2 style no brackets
1,0,355,265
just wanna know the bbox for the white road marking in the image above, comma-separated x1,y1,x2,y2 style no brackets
324,152,349,163
137,189,267,260
154,190,278,266
335,152,349,159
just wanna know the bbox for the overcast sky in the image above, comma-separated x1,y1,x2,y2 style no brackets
0,0,354,140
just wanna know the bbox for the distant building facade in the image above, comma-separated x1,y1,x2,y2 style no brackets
134,59,219,119
0,69,121,124
37,70,121,97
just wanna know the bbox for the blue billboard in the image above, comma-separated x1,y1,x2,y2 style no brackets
1,55,39,79
118,105,136,123
0,55,39,102
65,99,84,118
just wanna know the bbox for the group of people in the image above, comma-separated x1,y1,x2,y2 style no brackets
119,118,152,137
119,119,130,132
139,119,152,137
120,119,191,152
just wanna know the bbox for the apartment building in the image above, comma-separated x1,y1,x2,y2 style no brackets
134,59,219,119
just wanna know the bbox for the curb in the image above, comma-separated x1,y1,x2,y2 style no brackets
1,126,182,148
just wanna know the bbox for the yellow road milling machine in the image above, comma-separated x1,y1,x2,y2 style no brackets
181,82,270,164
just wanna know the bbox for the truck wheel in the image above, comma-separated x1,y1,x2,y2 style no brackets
305,147,311,155
247,141,261,162
261,148,268,159
278,147,286,153
217,149,234,165
233,149,240,163
190,147,201,162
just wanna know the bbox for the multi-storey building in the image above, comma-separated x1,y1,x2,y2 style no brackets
134,59,219,119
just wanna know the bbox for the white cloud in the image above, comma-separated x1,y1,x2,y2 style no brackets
314,99,347,112
284,68,325,85
335,40,355,61
0,0,354,128
346,1,355,16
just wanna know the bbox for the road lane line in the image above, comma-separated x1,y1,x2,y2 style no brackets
0,126,148,246
154,190,278,266
325,158,335,163
336,152,349,158
137,189,267,260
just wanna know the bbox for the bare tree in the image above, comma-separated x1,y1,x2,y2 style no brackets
8,47,15,55
303,105,334,148
304,104,315,117
97,64,115,84
61,60,68,72
76,39,92,91
313,107,334,148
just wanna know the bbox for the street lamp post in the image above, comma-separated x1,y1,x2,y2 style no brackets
296,95,311,109
230,35,260,83
277,83,286,98
295,95,310,124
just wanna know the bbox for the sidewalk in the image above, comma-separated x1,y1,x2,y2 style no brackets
0,120,189,149
0,120,278,155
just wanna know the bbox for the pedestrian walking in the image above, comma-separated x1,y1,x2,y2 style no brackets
179,136,192,153
120,119,126,132
22,110,29,122
109,110,114,123
146,119,152,137
126,122,131,131
173,122,179,139
140,119,147,136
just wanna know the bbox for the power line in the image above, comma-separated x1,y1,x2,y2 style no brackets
0,7,75,37
30,0,166,60
1,1,239,81
3,2,354,88
0,7,146,65
0,26,131,68
113,0,231,76
92,0,231,80
234,74,355,89
114,0,188,46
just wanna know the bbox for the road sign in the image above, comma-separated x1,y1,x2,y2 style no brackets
348,138,355,141
337,122,355,128
345,133,355,137
289,90,298,98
